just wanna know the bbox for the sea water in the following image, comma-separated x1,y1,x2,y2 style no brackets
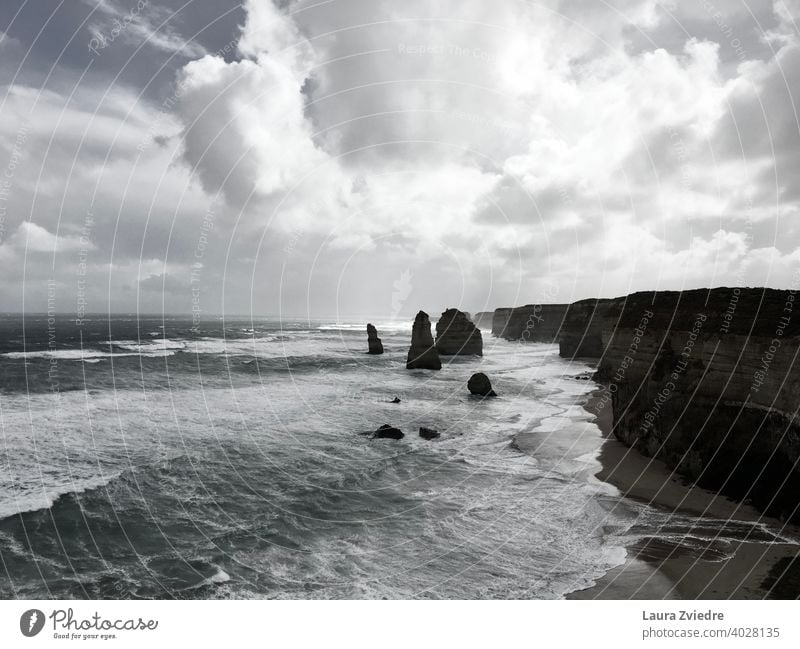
0,314,788,599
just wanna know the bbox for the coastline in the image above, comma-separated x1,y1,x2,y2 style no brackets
568,386,800,600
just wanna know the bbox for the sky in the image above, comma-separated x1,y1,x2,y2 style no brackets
0,0,798,318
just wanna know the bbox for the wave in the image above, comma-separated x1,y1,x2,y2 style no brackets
0,335,301,362
1,349,176,361
318,321,413,333
0,472,122,520
108,339,187,352
189,565,231,590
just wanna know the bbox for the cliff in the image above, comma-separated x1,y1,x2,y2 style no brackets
492,308,513,337
435,308,483,356
495,288,800,521
491,304,570,341
591,288,800,522
558,299,613,358
473,311,494,329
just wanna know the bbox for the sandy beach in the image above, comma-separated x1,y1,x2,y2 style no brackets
569,388,800,600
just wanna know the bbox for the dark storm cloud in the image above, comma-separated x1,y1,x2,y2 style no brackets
1,0,244,100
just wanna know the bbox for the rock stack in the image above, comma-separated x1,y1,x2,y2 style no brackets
406,311,442,370
435,308,483,356
366,323,384,354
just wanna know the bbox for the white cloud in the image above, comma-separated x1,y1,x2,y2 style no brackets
4,222,89,254
175,0,330,210
86,0,208,58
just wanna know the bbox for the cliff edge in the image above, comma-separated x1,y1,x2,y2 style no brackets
593,288,800,522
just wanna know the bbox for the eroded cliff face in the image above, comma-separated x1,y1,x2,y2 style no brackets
492,308,513,337
491,304,569,341
592,289,800,522
492,288,800,521
558,299,612,358
473,312,494,329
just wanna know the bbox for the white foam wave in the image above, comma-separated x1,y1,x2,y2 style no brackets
318,321,413,333
1,349,175,360
0,473,120,520
185,565,231,591
108,339,187,352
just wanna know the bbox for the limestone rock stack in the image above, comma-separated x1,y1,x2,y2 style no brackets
435,308,483,356
366,323,384,354
406,311,442,370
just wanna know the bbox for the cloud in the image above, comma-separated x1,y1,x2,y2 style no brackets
163,0,800,311
176,53,328,206
3,0,800,314
86,0,208,58
1,222,89,254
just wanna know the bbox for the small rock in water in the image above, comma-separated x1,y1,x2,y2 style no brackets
373,424,404,439
467,372,497,397
419,427,440,440
390,396,401,404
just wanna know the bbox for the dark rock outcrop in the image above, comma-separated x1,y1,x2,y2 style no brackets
406,311,442,370
435,308,483,356
468,372,497,397
389,396,401,404
492,308,514,337
491,304,570,341
366,323,384,354
558,299,613,358
473,311,494,329
373,424,404,439
419,427,440,440
592,288,800,522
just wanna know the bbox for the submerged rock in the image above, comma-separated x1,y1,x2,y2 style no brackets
435,308,483,356
419,427,440,440
373,424,404,439
468,372,497,397
366,323,384,354
406,311,442,370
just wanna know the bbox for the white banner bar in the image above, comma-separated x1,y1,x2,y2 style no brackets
1,601,798,649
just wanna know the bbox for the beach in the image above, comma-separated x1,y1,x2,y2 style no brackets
570,388,800,600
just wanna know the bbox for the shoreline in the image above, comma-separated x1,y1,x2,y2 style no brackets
569,386,800,600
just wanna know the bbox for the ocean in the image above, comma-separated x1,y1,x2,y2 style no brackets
0,314,791,599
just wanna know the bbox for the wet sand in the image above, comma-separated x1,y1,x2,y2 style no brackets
569,388,800,600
